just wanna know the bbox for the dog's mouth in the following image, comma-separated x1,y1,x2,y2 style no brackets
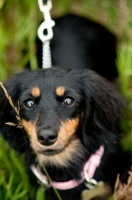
33,136,77,157
34,139,86,167
38,148,64,156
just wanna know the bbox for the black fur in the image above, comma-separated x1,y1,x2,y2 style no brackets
28,14,118,81
0,68,131,200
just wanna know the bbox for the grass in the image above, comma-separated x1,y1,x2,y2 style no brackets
0,136,45,200
0,0,132,199
117,42,132,150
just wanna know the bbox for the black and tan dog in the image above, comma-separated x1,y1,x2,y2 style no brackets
0,14,132,200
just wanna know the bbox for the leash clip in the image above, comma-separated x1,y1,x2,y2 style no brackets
84,170,97,189
38,0,54,68
38,0,55,43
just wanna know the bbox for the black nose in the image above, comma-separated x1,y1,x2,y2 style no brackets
37,129,58,146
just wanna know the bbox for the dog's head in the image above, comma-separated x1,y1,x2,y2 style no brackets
0,68,125,167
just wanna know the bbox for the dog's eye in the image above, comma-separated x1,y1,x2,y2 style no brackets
24,99,35,108
63,97,75,106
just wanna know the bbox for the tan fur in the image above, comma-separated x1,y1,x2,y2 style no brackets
22,119,39,149
56,86,65,96
22,116,82,167
22,119,36,136
31,87,40,97
38,139,86,167
61,118,79,137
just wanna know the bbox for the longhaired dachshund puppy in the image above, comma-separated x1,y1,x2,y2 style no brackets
0,68,132,200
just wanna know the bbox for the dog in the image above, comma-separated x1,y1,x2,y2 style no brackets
0,68,132,200
0,14,131,200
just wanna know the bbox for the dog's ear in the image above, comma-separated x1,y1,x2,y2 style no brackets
0,75,28,152
80,70,126,134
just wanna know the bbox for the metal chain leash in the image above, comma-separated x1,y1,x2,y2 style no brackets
38,0,55,68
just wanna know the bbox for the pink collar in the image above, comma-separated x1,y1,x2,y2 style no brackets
31,146,104,190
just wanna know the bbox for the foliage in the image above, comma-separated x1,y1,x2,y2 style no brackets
0,0,132,199
0,136,45,200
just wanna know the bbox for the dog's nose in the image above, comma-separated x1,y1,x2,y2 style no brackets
37,129,57,146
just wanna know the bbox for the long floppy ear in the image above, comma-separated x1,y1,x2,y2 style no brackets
0,75,28,152
80,70,126,148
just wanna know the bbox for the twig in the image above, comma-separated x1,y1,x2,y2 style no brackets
0,82,22,128
113,167,132,200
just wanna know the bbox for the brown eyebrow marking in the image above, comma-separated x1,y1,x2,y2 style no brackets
56,86,66,96
31,87,40,97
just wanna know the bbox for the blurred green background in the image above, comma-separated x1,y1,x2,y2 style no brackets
0,0,132,199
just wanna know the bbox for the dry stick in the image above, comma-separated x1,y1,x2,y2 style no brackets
0,82,22,128
113,168,132,200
